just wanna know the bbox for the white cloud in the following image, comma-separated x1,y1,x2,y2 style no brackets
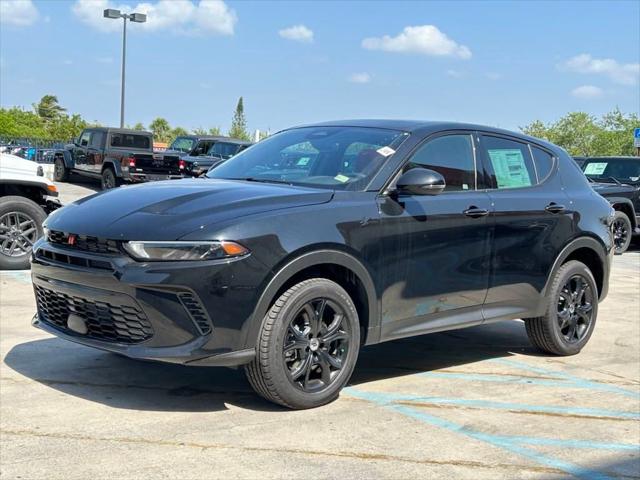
72,0,237,35
571,85,604,99
278,24,314,43
562,54,639,86
0,0,39,26
362,25,471,59
348,72,371,83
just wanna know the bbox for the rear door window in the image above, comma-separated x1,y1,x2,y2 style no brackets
481,136,536,189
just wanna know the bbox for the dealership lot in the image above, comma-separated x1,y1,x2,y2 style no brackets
1,181,639,479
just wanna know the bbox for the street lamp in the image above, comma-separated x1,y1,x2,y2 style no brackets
103,9,147,128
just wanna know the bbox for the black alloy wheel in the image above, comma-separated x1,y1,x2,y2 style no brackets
612,212,632,254
556,274,594,344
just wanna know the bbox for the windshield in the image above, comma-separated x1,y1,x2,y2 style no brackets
583,158,640,183
169,137,196,153
207,142,245,159
206,126,408,190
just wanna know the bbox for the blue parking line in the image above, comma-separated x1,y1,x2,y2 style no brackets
504,436,639,452
346,390,639,420
421,371,575,387
490,358,640,399
346,388,616,480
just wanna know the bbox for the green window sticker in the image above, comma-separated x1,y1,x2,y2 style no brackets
584,162,608,175
488,149,532,188
297,157,310,166
334,174,350,183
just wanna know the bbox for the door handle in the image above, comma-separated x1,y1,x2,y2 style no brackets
545,203,566,214
463,207,489,218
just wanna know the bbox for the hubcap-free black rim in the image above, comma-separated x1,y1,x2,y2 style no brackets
557,274,594,344
0,212,38,257
283,298,350,393
612,219,629,250
104,174,113,188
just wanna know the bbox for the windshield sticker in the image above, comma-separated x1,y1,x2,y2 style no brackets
584,162,608,175
376,146,395,157
297,157,310,166
488,149,532,188
631,176,640,182
334,174,350,183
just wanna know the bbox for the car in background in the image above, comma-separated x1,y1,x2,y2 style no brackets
581,156,640,254
165,135,252,176
32,120,613,409
0,153,60,269
53,127,183,189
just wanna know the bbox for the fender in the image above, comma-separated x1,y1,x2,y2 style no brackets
101,158,123,177
57,150,74,169
541,236,610,303
239,249,380,350
606,197,637,229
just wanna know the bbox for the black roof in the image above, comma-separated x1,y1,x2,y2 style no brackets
174,135,253,145
90,127,153,135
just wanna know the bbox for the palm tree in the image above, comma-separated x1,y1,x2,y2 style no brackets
33,95,66,120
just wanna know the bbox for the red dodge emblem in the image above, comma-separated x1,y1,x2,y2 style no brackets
67,234,77,246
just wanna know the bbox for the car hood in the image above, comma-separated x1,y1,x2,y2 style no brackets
46,178,333,240
591,182,637,197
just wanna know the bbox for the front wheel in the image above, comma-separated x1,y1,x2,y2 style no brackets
525,260,598,356
0,196,46,270
245,278,360,409
612,211,632,254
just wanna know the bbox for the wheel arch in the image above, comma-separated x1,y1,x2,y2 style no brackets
608,198,637,229
55,150,74,169
101,159,122,176
240,249,379,351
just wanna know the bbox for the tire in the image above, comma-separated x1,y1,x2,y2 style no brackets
0,196,46,270
245,278,361,409
525,260,598,356
53,158,69,182
101,167,120,190
612,211,632,255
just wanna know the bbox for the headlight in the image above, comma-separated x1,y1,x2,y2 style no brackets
123,241,249,261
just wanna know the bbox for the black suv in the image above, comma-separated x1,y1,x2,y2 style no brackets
579,156,640,254
32,121,613,409
164,135,252,176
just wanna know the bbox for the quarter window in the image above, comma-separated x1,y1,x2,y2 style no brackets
482,136,536,189
404,134,476,192
531,146,554,182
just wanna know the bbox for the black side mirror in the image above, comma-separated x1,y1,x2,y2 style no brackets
396,168,446,195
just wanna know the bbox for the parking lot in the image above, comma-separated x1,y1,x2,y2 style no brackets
1,180,639,480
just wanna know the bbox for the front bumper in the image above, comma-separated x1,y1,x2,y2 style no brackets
30,239,262,367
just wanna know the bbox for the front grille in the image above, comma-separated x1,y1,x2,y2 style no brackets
35,285,153,344
177,292,212,335
48,230,120,254
35,248,112,271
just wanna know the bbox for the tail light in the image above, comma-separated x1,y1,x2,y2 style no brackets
127,156,136,168
179,159,186,170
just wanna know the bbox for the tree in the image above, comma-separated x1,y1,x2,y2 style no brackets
33,95,66,120
521,109,640,156
171,127,189,139
228,97,250,141
132,122,146,131
208,126,221,136
149,117,172,143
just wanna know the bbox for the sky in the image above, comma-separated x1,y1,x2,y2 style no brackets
1,0,639,135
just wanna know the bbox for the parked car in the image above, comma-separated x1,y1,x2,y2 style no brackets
0,153,60,269
31,120,613,409
164,135,252,176
53,127,183,189
580,156,640,254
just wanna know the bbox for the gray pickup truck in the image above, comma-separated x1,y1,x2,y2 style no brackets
164,135,253,176
53,127,183,189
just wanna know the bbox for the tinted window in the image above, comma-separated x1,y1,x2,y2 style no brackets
482,136,536,189
90,131,104,148
404,134,476,191
209,142,243,159
583,158,640,183
110,133,150,149
170,137,195,153
207,126,408,191
531,146,554,182
79,131,91,147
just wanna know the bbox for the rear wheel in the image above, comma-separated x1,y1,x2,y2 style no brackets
245,278,360,409
612,211,632,254
0,196,46,270
53,158,69,182
101,167,120,190
525,260,598,355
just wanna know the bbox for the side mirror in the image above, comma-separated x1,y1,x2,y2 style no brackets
80,139,88,146
396,168,446,195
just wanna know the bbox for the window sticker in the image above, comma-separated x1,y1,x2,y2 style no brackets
334,174,350,183
488,149,532,188
376,146,395,157
584,162,608,175
297,157,310,166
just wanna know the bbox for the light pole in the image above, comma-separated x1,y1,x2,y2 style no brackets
103,9,147,128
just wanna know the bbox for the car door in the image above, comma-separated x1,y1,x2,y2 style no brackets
477,133,573,320
86,130,105,174
377,132,493,341
73,130,91,171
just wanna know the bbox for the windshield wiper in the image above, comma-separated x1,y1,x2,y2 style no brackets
606,176,622,185
231,177,293,185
